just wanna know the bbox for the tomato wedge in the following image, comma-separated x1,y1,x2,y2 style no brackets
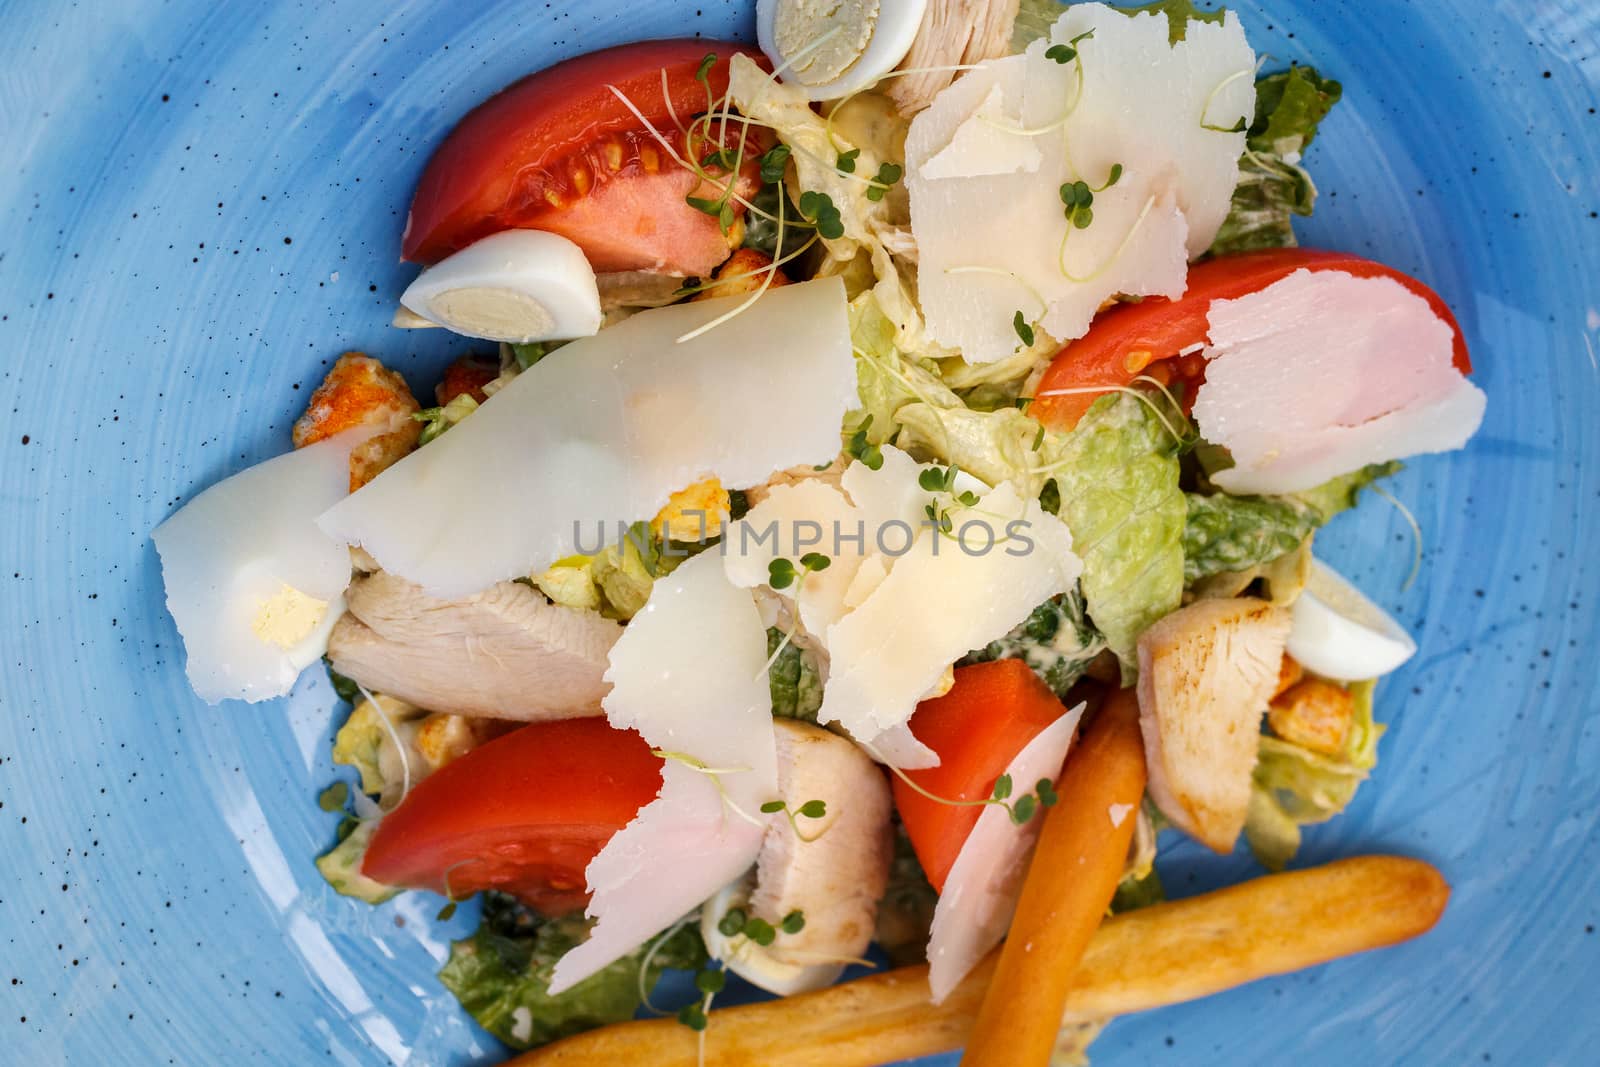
1032,248,1473,431
892,660,1073,893
361,718,662,914
402,39,765,276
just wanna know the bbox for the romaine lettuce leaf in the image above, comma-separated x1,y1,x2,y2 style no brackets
1182,462,1399,585
1182,492,1316,584
1248,66,1343,156
440,909,705,1051
1047,394,1187,671
1245,679,1383,870
1210,65,1343,256
962,589,1107,697
315,820,400,905
1292,461,1401,523
1208,152,1317,255
768,627,824,721
849,292,962,447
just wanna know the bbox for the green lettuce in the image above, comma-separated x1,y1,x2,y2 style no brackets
1116,1,1225,44
850,292,961,447
768,628,824,721
1182,493,1316,584
1248,66,1343,156
440,906,706,1051
315,820,400,905
1210,66,1343,256
1015,1,1223,49
1047,394,1187,671
1182,462,1399,585
1209,152,1317,255
1293,461,1401,523
1245,680,1384,870
962,589,1107,697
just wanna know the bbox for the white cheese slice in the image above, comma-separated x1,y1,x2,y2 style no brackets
1193,269,1487,494
724,479,867,638
906,3,1255,362
153,435,357,703
925,701,1085,1002
818,480,1082,742
548,552,776,994
921,84,1043,180
318,278,855,599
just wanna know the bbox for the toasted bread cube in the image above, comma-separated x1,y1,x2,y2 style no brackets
293,352,421,490
1268,678,1355,756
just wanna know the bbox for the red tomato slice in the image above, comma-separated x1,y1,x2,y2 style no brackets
1032,248,1473,431
402,39,765,276
892,660,1072,894
361,718,663,914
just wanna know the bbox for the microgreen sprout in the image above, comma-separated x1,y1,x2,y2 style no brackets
797,189,845,240
652,749,766,829
767,552,831,591
865,161,903,202
781,910,806,935
846,415,885,470
759,143,792,184
877,756,1056,827
760,797,830,842
1058,193,1157,284
1013,310,1036,348
1199,67,1254,133
921,464,980,535
1045,29,1094,65
835,147,860,173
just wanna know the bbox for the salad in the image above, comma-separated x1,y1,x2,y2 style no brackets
152,1,1483,1063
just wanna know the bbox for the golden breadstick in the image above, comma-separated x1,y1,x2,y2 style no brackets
509,855,1448,1067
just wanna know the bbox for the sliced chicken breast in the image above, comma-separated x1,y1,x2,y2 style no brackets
326,571,620,720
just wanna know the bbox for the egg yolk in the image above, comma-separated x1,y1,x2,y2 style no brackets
251,584,330,650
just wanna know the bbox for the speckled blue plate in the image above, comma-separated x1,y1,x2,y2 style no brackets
3,0,1597,1063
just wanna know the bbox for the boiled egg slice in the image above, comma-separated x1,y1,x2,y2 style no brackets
757,0,929,101
398,229,603,344
153,435,358,703
1286,559,1418,682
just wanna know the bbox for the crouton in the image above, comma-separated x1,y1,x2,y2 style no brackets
293,352,422,491
1268,678,1355,756
1136,597,1291,854
690,248,791,303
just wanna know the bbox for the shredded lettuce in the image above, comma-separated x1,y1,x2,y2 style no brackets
768,628,824,721
1210,65,1343,256
962,590,1107,697
1293,461,1401,523
1248,66,1343,156
849,292,962,447
440,905,706,1051
1182,462,1399,585
1047,395,1187,672
1209,152,1317,255
315,820,400,904
1245,679,1383,870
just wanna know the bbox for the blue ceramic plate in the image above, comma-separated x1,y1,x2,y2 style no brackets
3,1,1597,1063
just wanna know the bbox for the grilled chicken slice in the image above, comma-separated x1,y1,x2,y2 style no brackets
704,719,894,995
1136,597,1291,853
888,0,1022,116
326,571,620,721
